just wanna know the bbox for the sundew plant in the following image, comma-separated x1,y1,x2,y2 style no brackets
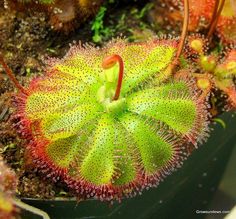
0,0,235,203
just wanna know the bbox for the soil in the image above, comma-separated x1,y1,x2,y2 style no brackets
0,0,166,199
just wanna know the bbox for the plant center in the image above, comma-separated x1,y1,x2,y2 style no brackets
97,55,127,116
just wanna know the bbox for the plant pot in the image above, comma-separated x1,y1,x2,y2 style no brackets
20,112,236,219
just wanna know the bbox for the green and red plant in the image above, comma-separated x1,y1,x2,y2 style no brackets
0,156,18,219
0,0,235,203
1,36,211,201
216,0,236,44
0,156,51,218
179,36,236,113
156,0,236,44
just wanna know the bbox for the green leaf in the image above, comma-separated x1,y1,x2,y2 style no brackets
80,115,115,185
120,113,173,174
41,103,102,140
126,82,196,134
46,135,86,168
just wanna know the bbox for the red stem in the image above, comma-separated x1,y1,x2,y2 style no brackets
171,0,189,72
208,0,220,30
176,0,189,61
207,0,225,40
0,54,28,95
102,54,124,101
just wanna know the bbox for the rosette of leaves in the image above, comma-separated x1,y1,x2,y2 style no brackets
8,38,210,201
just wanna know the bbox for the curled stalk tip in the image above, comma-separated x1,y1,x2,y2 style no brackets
102,54,124,101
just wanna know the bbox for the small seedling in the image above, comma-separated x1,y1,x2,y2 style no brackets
91,6,112,43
